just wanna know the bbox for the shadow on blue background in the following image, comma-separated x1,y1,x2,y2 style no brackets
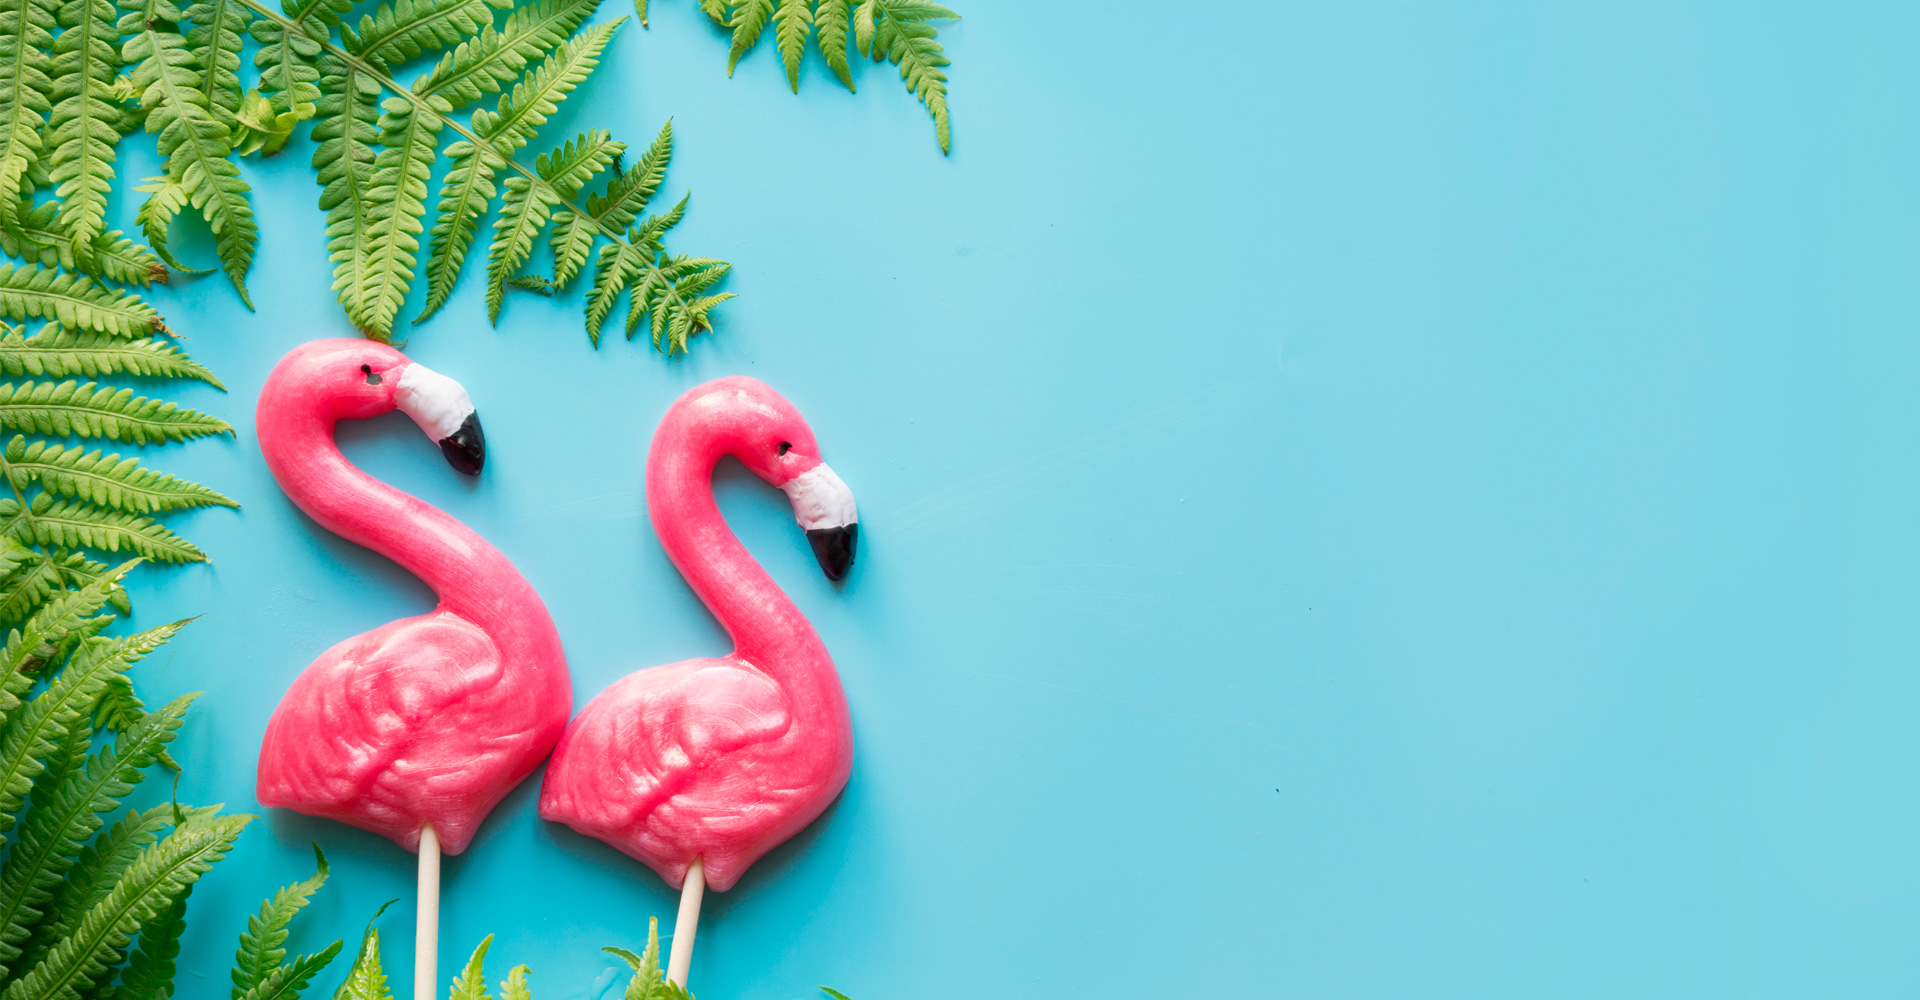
101,1,1920,997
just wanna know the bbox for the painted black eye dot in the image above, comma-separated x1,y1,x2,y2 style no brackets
360,363,381,385
777,441,792,456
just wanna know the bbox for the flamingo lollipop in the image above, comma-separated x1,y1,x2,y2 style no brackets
254,339,571,1000
540,376,858,987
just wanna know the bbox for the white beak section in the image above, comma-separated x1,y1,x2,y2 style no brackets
394,362,475,441
781,463,857,530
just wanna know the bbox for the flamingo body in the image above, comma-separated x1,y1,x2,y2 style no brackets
540,377,856,891
256,340,570,855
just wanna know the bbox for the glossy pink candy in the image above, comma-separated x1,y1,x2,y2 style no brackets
540,377,857,891
255,339,571,855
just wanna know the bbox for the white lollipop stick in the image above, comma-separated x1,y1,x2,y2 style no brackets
665,859,705,988
416,824,441,1000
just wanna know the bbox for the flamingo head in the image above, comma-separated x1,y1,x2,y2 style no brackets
265,339,486,475
715,377,859,581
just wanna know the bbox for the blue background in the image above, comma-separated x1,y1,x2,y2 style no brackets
95,1,1916,996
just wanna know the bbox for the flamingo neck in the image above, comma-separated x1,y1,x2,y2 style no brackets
647,428,823,669
258,406,511,629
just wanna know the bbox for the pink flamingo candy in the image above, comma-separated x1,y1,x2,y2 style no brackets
540,376,858,895
255,339,571,856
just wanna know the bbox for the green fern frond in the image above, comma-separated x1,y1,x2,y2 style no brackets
0,0,58,227
235,945,342,1000
333,923,392,1000
695,0,723,27
498,965,530,1000
351,95,445,337
27,803,166,973
855,0,954,152
90,671,141,734
0,810,249,1000
772,0,807,91
0,496,204,562
815,0,850,90
0,264,164,337
230,844,328,999
415,141,500,323
550,117,667,288
726,0,771,76
483,175,555,324
0,380,230,444
0,556,129,678
342,0,497,71
0,212,163,288
112,886,185,1000
0,202,166,287
310,53,382,337
584,194,730,352
123,2,257,305
604,918,690,1000
472,20,620,155
247,0,351,117
1,436,238,513
502,273,549,294
47,0,124,243
184,0,252,116
414,0,599,110
0,693,193,975
448,936,490,1000
130,175,211,275
0,328,222,387
818,990,851,1000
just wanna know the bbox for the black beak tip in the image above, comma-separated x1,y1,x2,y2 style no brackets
806,524,857,582
439,412,485,476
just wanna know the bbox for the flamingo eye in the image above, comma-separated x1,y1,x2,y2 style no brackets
777,441,792,456
360,363,381,385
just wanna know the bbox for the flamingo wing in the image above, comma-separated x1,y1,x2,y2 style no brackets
258,609,551,853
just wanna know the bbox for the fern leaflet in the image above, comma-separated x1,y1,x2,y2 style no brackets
46,0,121,242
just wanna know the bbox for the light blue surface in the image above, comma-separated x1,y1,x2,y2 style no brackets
99,1,1916,996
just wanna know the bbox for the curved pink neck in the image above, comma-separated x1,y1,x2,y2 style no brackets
259,407,528,635
646,419,826,671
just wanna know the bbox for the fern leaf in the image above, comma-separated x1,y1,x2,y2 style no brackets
448,937,490,1000
726,0,771,76
0,811,249,1000
0,556,129,678
0,380,229,444
0,694,194,977
46,0,122,243
130,176,211,275
815,0,850,90
605,918,690,1000
111,886,185,1000
27,805,166,976
351,96,445,338
772,0,808,91
342,0,497,71
230,845,328,999
502,274,549,294
416,0,598,110
0,265,163,337
0,0,57,227
589,117,669,227
482,175,555,324
0,594,154,841
857,0,953,152
123,6,256,305
184,0,250,116
0,202,166,287
497,966,528,1000
819,991,850,1000
537,128,619,198
89,672,141,735
0,550,121,628
414,141,499,323
471,20,621,156
1,437,236,513
228,86,307,156
0,496,204,562
332,924,391,1000
696,0,724,27
234,946,341,1000
247,0,350,117
0,328,221,387
310,54,382,338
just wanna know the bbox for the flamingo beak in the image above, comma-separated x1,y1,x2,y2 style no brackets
395,362,485,476
781,463,858,581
